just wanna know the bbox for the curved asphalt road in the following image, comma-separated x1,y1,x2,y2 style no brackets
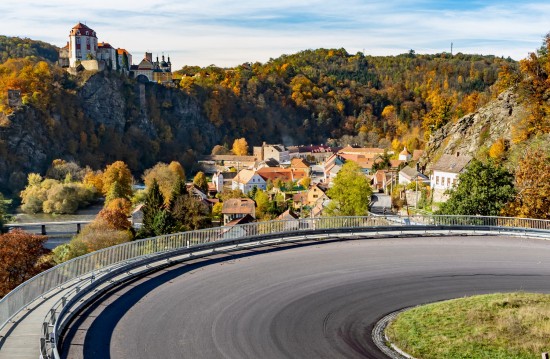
62,236,550,359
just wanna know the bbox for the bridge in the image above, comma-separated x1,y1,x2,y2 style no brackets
6,221,92,236
0,215,549,359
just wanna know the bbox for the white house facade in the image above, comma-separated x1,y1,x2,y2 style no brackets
430,154,472,191
231,169,267,194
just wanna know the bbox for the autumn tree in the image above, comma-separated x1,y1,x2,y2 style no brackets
512,34,550,143
105,197,132,216
171,194,211,231
503,149,550,219
0,230,51,297
102,161,133,200
46,159,86,182
437,159,515,216
168,161,186,180
299,177,311,189
232,138,249,156
193,171,208,193
211,144,231,155
137,179,172,238
254,190,270,219
143,162,185,204
83,169,104,194
488,138,506,161
325,161,372,216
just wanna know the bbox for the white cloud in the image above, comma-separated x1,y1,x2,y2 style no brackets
0,1,548,68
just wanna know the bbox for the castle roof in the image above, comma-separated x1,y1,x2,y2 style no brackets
98,42,114,49
70,23,96,37
117,48,130,55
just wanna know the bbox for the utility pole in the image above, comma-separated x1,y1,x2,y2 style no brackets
451,42,453,55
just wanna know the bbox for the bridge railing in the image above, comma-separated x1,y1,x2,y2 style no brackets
1,214,550,354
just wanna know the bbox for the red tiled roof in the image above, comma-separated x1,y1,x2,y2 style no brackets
98,42,113,49
70,23,96,37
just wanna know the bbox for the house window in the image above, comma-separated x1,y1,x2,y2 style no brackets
313,194,318,198
453,178,457,186
76,37,80,44
76,50,81,58
447,178,451,187
436,176,439,185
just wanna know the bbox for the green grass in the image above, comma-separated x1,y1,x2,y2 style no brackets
386,293,550,359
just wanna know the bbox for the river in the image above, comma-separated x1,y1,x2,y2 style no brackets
9,204,103,249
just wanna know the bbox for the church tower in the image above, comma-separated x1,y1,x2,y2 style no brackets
69,23,98,67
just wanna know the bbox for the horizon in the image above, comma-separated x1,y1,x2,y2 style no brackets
1,1,549,69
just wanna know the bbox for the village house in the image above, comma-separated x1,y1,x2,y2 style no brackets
306,184,329,206
430,153,472,202
323,154,345,182
253,142,290,163
338,145,387,158
198,155,258,174
232,169,267,194
212,172,224,192
398,147,412,161
398,166,430,186
221,198,256,225
256,167,307,185
290,158,311,176
287,145,338,163
372,170,395,193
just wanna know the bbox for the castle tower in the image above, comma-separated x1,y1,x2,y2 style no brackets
69,23,98,67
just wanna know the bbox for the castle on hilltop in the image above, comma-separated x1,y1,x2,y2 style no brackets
58,23,172,84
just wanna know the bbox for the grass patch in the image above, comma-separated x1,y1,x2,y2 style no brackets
386,293,550,359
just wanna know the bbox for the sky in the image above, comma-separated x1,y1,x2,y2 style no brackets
1,0,549,69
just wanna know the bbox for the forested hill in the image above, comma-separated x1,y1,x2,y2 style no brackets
0,35,514,193
176,49,513,148
0,36,59,63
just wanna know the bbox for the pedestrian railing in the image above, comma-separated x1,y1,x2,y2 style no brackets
0,215,549,359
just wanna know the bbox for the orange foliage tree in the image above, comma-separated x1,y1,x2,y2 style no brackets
232,138,249,156
503,149,550,219
0,230,51,297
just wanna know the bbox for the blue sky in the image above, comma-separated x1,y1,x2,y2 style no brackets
0,0,548,69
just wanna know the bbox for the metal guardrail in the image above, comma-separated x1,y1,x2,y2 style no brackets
0,215,549,359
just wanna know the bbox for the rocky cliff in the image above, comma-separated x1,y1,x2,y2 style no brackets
0,71,220,192
420,90,528,170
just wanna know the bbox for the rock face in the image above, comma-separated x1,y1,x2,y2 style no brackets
421,90,528,171
0,72,220,192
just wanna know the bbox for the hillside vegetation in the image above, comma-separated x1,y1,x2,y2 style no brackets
177,49,509,149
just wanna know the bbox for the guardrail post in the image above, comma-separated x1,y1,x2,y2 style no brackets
77,223,81,234
50,309,56,325
542,352,549,359
41,224,46,235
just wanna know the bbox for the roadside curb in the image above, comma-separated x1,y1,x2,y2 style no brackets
372,308,416,359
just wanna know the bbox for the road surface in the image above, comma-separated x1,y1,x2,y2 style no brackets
61,235,550,359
